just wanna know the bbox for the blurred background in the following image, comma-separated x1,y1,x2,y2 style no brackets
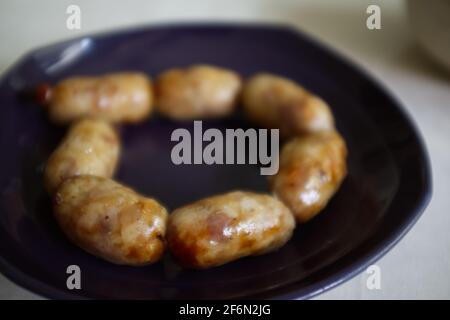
0,0,449,299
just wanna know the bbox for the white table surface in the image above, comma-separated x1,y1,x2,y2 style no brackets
0,0,449,300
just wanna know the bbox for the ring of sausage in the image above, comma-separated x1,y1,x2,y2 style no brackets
39,66,347,268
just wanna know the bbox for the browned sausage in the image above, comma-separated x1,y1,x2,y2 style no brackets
39,72,153,124
155,65,242,120
54,175,168,265
44,119,120,194
167,191,295,268
242,73,335,137
270,131,347,223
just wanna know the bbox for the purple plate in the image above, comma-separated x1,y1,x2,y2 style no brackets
0,24,431,299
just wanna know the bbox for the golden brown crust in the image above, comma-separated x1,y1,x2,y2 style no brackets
241,73,335,137
49,72,153,124
167,191,295,269
270,131,347,223
44,119,120,194
154,65,242,120
54,176,168,265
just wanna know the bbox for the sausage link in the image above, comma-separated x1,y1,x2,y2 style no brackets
44,72,153,124
270,131,347,223
167,191,295,268
242,73,335,137
155,65,242,120
54,176,168,265
44,119,120,194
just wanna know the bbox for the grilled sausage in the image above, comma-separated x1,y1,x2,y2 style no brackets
38,72,153,124
54,175,168,265
154,65,242,120
167,191,295,268
242,73,334,137
44,119,120,194
270,131,347,223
